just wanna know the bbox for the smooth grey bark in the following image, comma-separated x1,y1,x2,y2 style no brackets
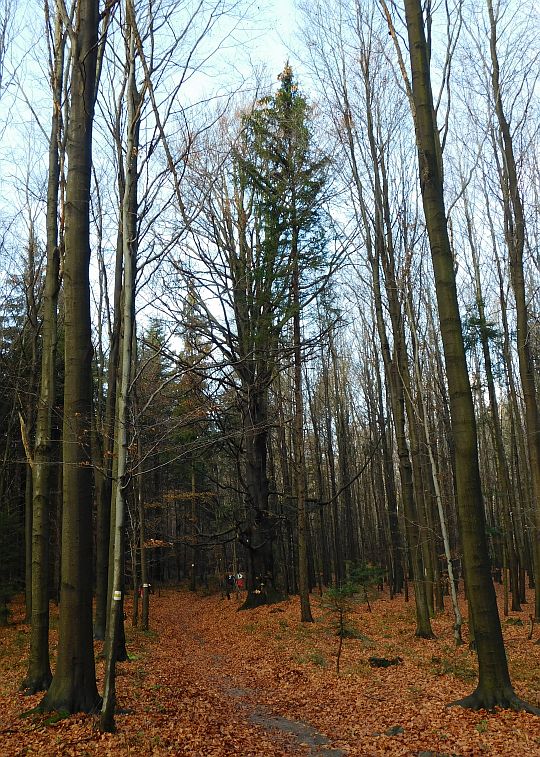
100,6,140,730
94,232,122,641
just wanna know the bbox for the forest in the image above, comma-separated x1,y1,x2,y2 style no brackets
0,0,540,753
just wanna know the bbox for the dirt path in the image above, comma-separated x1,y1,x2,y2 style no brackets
143,591,346,756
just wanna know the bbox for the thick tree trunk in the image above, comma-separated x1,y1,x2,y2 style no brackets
239,395,284,609
39,0,101,715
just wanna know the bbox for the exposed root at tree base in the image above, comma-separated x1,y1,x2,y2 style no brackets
449,687,540,715
238,592,286,611
37,694,103,716
98,713,117,734
19,674,52,695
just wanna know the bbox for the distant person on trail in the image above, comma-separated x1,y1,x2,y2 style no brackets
236,572,245,591
225,573,236,600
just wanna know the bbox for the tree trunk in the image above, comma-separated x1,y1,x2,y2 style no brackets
39,0,101,715
94,230,122,641
408,293,462,644
22,196,53,694
463,183,520,612
239,383,284,609
292,230,313,623
137,433,149,631
100,12,139,729
403,0,536,711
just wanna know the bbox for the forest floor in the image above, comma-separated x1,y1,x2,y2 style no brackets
1,585,540,756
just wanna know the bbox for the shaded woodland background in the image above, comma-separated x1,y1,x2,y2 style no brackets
0,0,540,737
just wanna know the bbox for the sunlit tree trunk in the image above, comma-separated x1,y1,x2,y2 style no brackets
94,229,122,641
100,6,139,729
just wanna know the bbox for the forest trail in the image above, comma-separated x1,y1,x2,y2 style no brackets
1,588,540,755
138,590,345,756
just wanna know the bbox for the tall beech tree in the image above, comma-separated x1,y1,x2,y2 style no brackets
21,0,66,694
100,0,140,730
402,0,538,712
39,0,102,714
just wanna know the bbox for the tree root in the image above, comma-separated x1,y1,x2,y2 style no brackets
38,694,102,715
449,687,540,715
19,673,52,695
238,589,285,611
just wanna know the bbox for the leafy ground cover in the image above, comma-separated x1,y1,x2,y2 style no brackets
1,585,539,755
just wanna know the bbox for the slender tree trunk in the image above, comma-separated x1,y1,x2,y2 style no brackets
21,9,64,693
403,0,536,711
138,433,149,631
24,463,32,622
189,465,197,592
408,295,462,644
369,227,433,638
292,231,313,623
100,11,139,729
341,74,429,624
94,233,122,641
376,361,403,596
305,369,331,586
463,184,520,612
321,352,342,586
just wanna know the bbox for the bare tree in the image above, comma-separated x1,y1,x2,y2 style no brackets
39,0,105,714
21,0,66,695
401,0,537,712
